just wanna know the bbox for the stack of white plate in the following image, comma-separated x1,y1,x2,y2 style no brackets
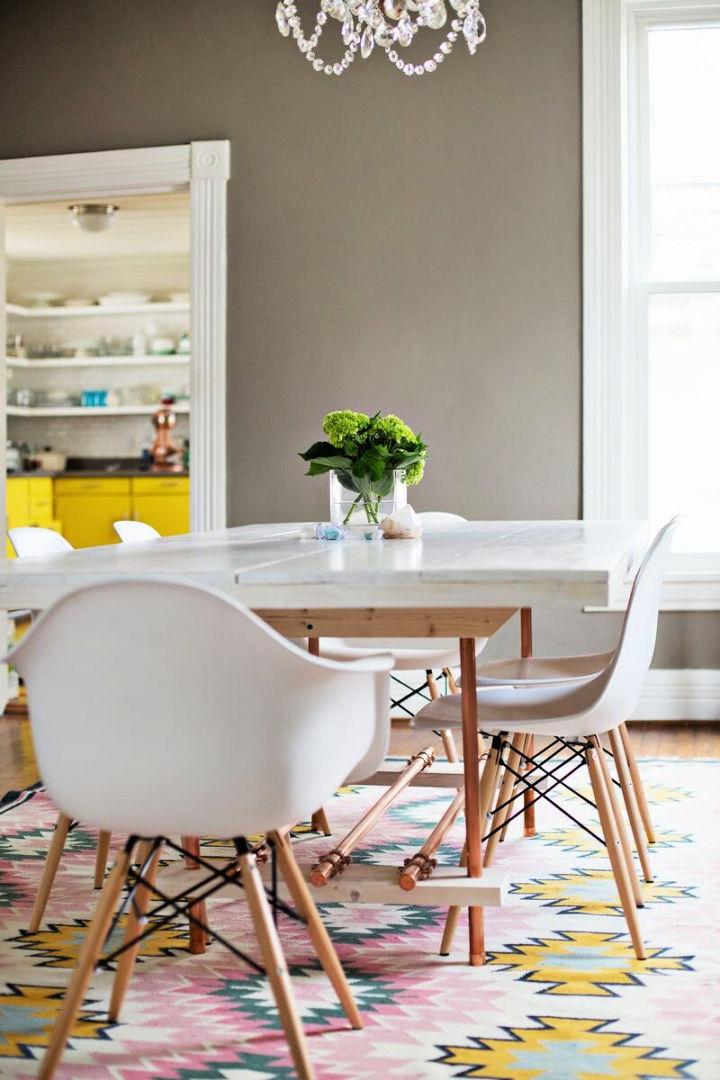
98,291,152,307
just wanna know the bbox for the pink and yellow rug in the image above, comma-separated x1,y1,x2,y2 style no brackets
0,758,716,1078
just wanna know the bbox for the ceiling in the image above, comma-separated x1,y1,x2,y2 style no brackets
5,192,190,261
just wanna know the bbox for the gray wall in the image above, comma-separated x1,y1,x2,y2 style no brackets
0,0,713,666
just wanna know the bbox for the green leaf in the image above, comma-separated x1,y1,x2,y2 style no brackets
371,474,394,498
307,455,353,470
335,469,359,493
305,461,332,476
360,446,388,481
299,440,337,461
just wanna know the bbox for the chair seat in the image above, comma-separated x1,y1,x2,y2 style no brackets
474,651,613,686
318,638,464,670
411,676,613,738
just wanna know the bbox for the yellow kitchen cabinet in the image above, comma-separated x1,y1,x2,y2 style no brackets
131,475,189,536
54,478,131,549
5,477,62,557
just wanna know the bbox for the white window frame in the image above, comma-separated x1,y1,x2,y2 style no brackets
583,0,720,609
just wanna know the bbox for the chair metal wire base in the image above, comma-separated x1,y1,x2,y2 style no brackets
98,836,306,978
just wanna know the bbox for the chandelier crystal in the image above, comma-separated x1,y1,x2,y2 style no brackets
275,0,486,77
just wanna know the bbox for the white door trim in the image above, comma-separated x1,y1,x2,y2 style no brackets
0,140,230,532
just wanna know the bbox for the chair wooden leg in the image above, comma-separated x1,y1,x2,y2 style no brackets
608,728,653,882
38,846,135,1080
595,737,644,908
443,666,460,695
29,812,72,933
439,741,502,955
239,850,314,1080
586,742,646,960
439,843,465,956
520,609,536,836
181,837,208,953
484,734,525,867
310,809,331,836
500,732,532,843
272,831,362,1029
425,668,459,762
440,730,459,762
619,722,656,843
108,841,161,1022
94,831,112,890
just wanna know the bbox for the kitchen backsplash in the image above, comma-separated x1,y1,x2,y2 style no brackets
9,413,190,459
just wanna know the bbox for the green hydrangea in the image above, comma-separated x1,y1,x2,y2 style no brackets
323,410,369,448
373,414,416,447
405,460,425,486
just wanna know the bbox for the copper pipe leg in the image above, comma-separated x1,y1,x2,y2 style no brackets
310,747,435,886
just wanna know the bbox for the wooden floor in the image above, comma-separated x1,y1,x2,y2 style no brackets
1,713,718,797
386,719,720,760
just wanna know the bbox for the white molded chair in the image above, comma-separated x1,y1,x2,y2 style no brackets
9,527,72,558
113,519,161,543
413,518,678,961
319,511,483,760
8,577,393,1080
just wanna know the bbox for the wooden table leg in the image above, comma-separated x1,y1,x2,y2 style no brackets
306,638,331,835
520,608,536,837
459,638,484,966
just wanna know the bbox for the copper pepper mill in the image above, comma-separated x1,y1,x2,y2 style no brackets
150,396,182,471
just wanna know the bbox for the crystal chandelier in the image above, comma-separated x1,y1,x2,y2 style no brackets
275,0,486,78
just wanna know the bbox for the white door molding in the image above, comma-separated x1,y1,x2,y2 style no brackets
0,141,230,532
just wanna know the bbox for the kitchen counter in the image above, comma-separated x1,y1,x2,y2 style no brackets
7,469,189,478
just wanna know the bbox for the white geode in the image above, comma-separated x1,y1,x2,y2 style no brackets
381,503,423,539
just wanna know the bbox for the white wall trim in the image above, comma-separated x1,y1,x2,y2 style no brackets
633,668,720,720
0,141,229,532
190,141,229,532
583,0,630,520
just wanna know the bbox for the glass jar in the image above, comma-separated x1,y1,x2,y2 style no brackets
329,469,407,536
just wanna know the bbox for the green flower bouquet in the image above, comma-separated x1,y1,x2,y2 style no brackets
300,411,427,528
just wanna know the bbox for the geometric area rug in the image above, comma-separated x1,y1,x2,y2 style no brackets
0,759,716,1078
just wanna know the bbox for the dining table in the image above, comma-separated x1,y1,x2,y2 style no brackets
0,518,649,966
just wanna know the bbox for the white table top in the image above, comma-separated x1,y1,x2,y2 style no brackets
0,520,649,612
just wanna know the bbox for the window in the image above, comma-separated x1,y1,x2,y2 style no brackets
646,22,720,554
584,0,720,603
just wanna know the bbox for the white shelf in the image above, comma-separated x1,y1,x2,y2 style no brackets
7,403,190,418
5,301,190,318
7,354,190,369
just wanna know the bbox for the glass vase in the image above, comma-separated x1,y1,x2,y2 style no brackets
329,469,407,537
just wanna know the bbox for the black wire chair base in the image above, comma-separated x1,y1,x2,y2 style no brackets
481,734,606,849
390,668,451,717
98,835,306,978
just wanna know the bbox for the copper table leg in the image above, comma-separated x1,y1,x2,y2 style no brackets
520,608,537,837
459,637,484,965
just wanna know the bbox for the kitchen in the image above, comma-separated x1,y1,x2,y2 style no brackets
4,193,190,554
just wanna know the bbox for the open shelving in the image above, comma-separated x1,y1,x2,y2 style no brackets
7,402,190,418
7,354,190,369
5,301,190,318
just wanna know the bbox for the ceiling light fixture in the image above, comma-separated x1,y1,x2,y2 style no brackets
68,203,119,232
275,0,486,77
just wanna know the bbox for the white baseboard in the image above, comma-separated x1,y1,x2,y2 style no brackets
633,669,720,721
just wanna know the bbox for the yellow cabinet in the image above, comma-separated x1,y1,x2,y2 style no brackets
54,478,131,549
131,476,189,536
5,473,190,555
6,476,62,557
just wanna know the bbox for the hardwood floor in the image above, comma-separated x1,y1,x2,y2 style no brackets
1,713,718,797
388,719,720,760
